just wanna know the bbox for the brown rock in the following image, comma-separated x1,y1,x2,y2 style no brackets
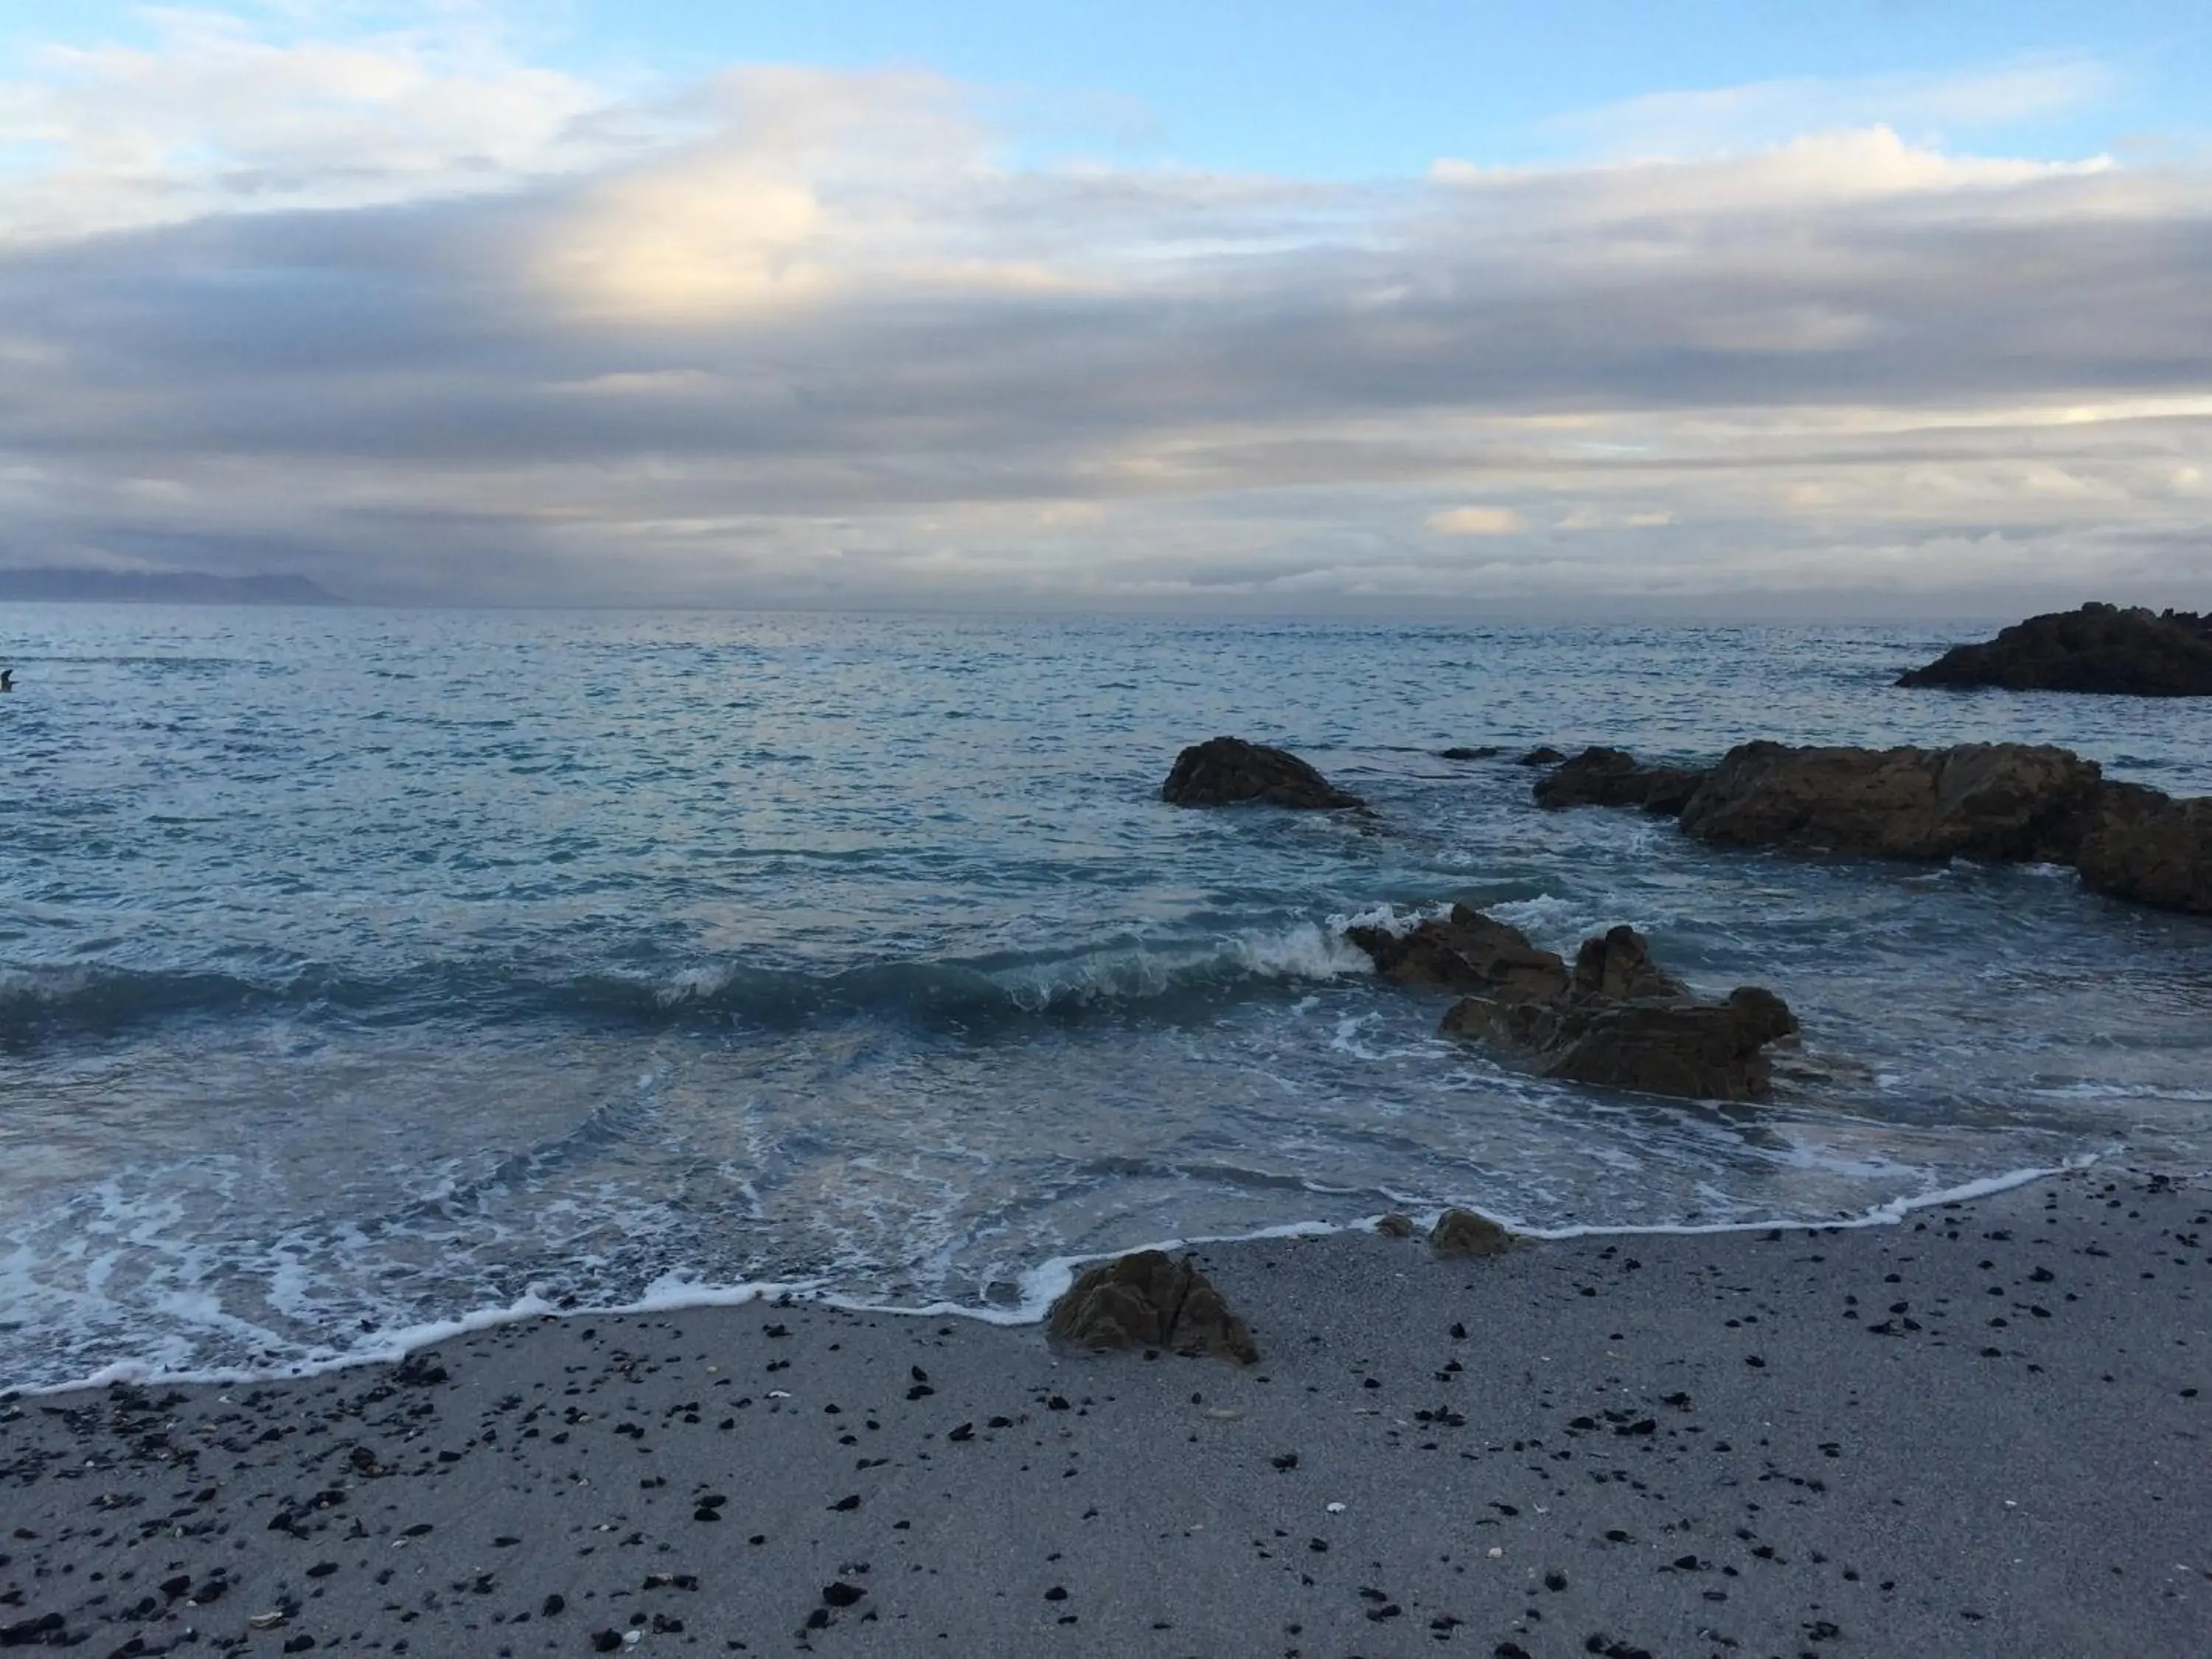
1440,925,1798,1102
1675,741,2103,863
1517,746,1567,767
1344,905,1569,1000
1161,737,1363,810
1533,746,1706,814
1374,1213,1416,1238
2073,785,2212,914
1898,603,2212,696
1045,1250,1257,1363
1430,1208,1514,1257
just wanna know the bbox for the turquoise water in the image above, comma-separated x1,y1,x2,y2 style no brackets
3,606,2208,1388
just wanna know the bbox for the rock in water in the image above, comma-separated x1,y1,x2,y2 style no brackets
1897,603,2212,696
1160,737,1364,810
1533,746,1707,814
1046,1250,1259,1363
1430,1208,1514,1257
2073,786,2212,914
1517,746,1566,767
1343,904,1570,999
1439,922,1797,1102
1675,741,2102,863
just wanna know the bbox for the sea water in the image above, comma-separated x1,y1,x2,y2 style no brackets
2,606,2206,1389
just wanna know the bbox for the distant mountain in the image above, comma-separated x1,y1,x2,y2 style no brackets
0,568,347,605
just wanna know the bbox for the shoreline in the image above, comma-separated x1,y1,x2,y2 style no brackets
4,1166,2203,1657
15,1161,2102,1401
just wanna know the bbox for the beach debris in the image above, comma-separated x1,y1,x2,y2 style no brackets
1160,736,1364,810
1046,1250,1259,1363
1429,1209,1514,1258
248,1610,288,1630
1434,920,1798,1102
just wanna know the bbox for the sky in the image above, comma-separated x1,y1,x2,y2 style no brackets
1,2,2209,615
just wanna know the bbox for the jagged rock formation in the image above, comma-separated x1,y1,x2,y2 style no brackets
1045,1251,1259,1363
1532,740,2211,916
1161,737,1364,810
1344,905,1571,998
1436,922,1798,1103
1898,603,2212,696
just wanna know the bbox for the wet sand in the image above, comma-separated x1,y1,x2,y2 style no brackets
2,1167,2204,1658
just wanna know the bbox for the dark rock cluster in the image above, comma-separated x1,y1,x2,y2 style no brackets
1160,736,1363,810
1897,602,2212,696
1347,914,1798,1102
1532,740,2211,915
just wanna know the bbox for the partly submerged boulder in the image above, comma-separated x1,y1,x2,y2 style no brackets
1674,741,2103,863
2073,785,2212,915
1897,603,2212,697
1517,746,1567,767
1344,904,1571,1000
1430,1208,1514,1258
1046,1250,1258,1363
1439,921,1797,1102
1439,745,1502,761
1534,746,1707,815
1161,737,1364,810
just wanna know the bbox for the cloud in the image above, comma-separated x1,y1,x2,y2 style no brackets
1427,506,1524,536
1549,57,2117,160
1,18,2209,613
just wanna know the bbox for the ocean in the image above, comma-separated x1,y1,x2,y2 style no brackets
3,605,2208,1392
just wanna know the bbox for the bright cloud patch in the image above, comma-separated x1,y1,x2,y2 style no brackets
0,15,2208,613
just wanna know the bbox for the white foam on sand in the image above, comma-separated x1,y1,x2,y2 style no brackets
17,1157,2104,1397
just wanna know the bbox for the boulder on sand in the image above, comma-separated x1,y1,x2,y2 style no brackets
1439,921,1798,1102
1897,603,2212,697
1429,1208,1514,1258
1046,1250,1259,1363
1344,904,1570,1000
1161,737,1364,810
1534,746,1708,814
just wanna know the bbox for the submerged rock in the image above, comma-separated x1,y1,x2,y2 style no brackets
1534,746,1707,814
1344,904,1570,1000
1517,746,1567,767
1046,1250,1259,1363
1439,745,1502,761
1897,603,2212,697
1161,737,1364,810
1438,920,1797,1102
1430,1208,1514,1257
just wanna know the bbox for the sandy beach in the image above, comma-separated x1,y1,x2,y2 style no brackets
4,1166,2203,1658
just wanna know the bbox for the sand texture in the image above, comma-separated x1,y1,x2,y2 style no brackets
2,1169,2204,1658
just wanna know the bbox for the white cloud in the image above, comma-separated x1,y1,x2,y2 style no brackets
1426,505,1525,536
1549,57,2116,160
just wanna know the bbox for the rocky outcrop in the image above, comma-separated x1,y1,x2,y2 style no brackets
2073,786,2212,915
1676,742,2104,863
1161,737,1364,810
1430,1208,1514,1258
1046,1250,1258,1363
1344,905,1570,999
1531,738,2211,917
1436,919,1798,1102
1534,746,1708,814
1898,603,2212,697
